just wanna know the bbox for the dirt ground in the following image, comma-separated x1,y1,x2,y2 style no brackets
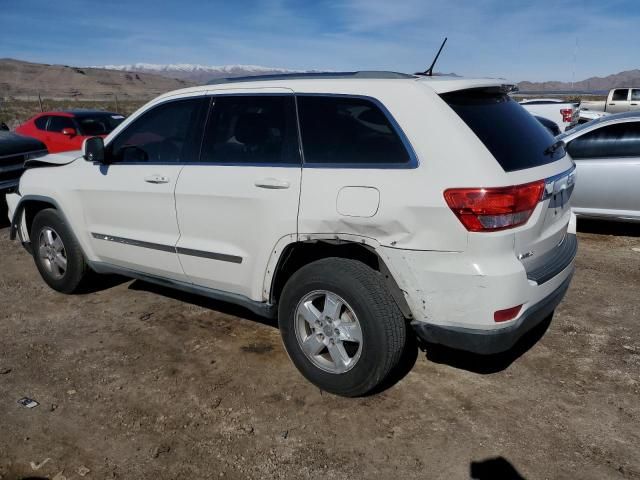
0,219,639,480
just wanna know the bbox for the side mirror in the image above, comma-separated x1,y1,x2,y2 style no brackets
61,127,77,137
82,137,106,163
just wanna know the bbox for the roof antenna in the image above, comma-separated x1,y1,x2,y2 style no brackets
416,37,448,76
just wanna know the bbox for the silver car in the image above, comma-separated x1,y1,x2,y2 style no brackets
559,112,640,222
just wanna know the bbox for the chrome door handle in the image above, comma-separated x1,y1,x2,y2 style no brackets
254,178,290,189
144,175,170,184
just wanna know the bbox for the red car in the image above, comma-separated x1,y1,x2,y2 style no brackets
15,110,125,153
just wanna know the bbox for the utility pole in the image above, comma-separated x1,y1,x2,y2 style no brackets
571,36,578,92
114,93,119,112
38,92,44,112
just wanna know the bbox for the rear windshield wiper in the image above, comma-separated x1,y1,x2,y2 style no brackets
544,140,565,156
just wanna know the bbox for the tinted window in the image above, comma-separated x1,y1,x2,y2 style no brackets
297,96,410,165
567,122,640,159
442,88,564,172
76,114,125,136
47,116,75,132
200,95,299,165
631,89,640,101
612,89,629,101
34,116,49,130
109,98,208,163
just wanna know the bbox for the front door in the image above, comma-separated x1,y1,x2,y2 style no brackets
608,89,631,113
46,115,77,153
78,95,209,281
174,91,302,300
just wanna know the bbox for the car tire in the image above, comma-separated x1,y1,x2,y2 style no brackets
31,208,89,294
278,257,407,397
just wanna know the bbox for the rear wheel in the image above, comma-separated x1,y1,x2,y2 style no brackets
31,208,90,293
278,258,407,397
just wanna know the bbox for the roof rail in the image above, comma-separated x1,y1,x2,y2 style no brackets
207,71,416,85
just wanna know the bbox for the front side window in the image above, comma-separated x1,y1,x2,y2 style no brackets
612,89,629,101
109,98,208,163
47,116,75,132
297,95,411,165
567,122,640,159
200,95,300,165
631,89,640,101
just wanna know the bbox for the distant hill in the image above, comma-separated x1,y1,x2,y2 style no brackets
92,63,309,84
0,58,195,99
93,63,460,83
518,69,640,94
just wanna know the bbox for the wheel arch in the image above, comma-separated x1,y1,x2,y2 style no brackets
265,235,413,319
10,195,86,258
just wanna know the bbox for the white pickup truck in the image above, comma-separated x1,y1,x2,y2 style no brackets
581,88,640,114
519,98,579,132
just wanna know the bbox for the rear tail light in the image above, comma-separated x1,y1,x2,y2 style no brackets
560,108,573,123
444,180,545,232
494,305,523,322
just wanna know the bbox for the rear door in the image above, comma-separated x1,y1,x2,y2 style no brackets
174,91,302,300
567,121,640,217
608,89,631,113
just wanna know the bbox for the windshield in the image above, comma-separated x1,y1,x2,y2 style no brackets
76,114,125,136
442,88,565,172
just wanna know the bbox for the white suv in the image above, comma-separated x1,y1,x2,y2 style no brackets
6,72,577,396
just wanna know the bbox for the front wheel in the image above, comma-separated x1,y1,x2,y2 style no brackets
278,258,407,397
31,208,90,294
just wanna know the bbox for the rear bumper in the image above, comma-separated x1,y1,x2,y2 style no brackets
412,270,573,354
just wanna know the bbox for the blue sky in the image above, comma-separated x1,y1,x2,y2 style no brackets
1,0,638,82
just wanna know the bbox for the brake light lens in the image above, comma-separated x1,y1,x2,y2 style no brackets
444,180,545,232
494,305,523,322
560,108,573,123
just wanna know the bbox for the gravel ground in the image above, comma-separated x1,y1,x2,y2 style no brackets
0,220,639,480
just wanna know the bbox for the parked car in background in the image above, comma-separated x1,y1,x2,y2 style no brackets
577,109,610,125
559,112,640,222
534,115,561,136
15,110,125,153
519,98,579,132
1,131,47,217
7,72,577,396
581,88,640,114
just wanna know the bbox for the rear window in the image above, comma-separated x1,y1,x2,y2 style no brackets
442,88,565,172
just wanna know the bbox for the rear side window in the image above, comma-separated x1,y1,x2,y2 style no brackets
34,116,49,130
631,89,640,101
47,116,75,132
296,95,411,166
442,88,564,172
612,89,629,101
109,97,208,163
567,122,640,159
200,95,300,165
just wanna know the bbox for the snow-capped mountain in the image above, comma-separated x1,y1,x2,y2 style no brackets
92,63,307,83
